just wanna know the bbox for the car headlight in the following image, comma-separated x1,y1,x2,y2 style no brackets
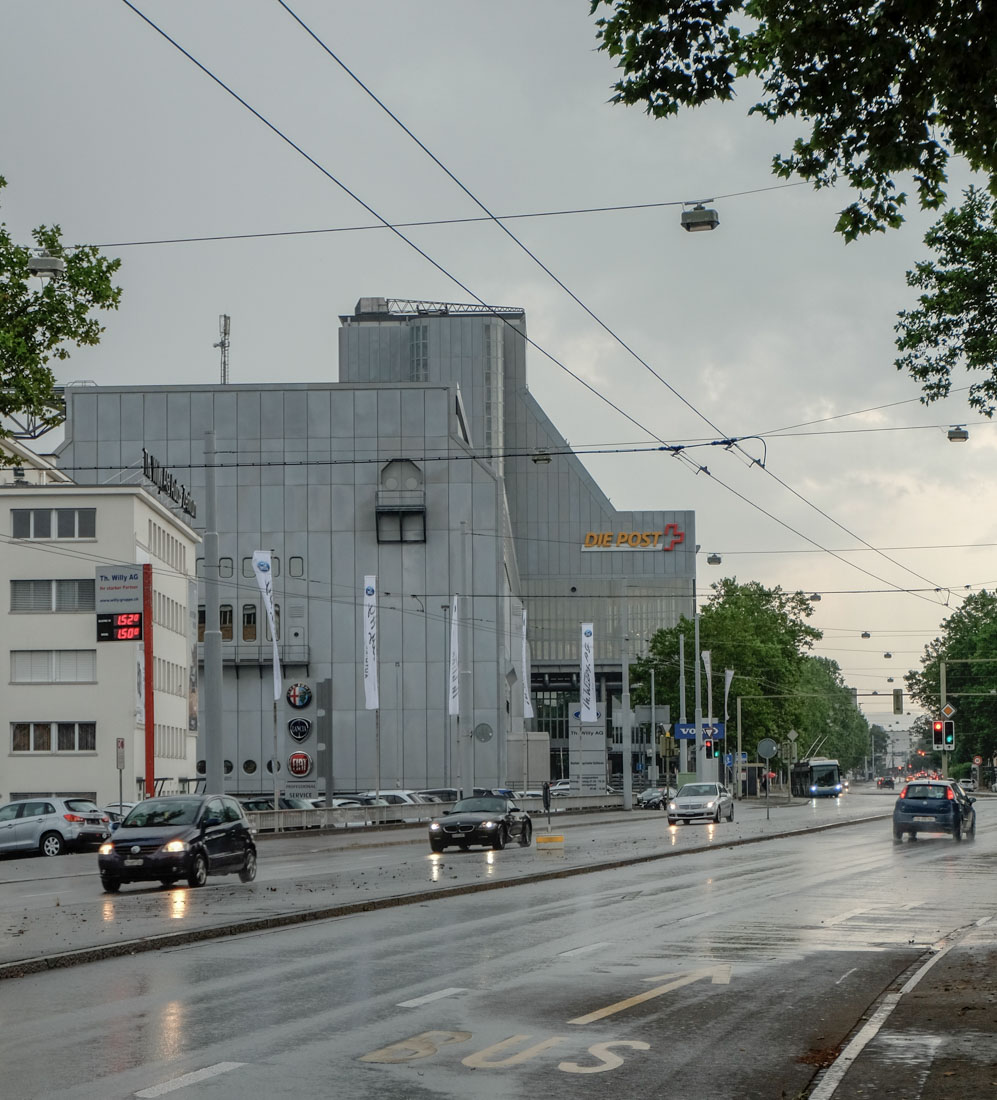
706,801,716,809
481,820,497,829
99,841,113,855
162,839,188,853
668,802,677,811
429,822,441,831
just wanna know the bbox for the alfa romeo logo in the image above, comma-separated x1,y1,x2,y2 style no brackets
286,683,312,708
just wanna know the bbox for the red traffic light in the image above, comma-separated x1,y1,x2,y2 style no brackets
704,739,714,758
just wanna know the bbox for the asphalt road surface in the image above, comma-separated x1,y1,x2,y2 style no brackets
1,788,993,1100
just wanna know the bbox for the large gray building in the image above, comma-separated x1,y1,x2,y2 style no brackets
55,297,695,796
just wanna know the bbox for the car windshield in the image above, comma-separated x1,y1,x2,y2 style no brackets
64,798,100,813
121,800,201,827
677,784,715,798
451,797,508,813
904,785,947,800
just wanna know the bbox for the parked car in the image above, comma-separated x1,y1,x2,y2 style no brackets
358,789,435,805
667,783,734,825
960,776,977,792
637,786,677,810
549,779,571,797
418,788,459,803
103,801,139,820
428,795,532,852
893,780,976,843
0,797,111,857
97,794,257,891
239,796,318,811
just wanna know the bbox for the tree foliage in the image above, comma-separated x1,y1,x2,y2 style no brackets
630,578,867,766
590,1,997,239
904,590,997,768
895,186,997,414
0,175,122,441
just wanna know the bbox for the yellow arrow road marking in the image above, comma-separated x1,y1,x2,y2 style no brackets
568,965,731,1025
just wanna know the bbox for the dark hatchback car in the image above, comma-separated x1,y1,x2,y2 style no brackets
893,780,977,843
428,796,532,852
98,794,257,891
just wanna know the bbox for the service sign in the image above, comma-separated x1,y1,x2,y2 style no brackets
581,523,685,552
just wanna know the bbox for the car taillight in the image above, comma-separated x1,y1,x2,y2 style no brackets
899,786,909,798
946,787,955,800
63,813,86,823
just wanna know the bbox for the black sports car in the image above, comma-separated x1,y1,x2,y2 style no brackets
428,796,532,852
97,794,257,891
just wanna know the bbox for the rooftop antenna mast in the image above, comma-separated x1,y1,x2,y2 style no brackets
214,314,231,384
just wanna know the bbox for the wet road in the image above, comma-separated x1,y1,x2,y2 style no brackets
1,790,993,1099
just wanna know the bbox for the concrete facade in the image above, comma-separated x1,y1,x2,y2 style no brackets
53,298,695,795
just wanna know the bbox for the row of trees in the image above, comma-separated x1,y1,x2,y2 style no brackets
628,578,872,774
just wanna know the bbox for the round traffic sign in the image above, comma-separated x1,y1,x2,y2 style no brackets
757,737,778,759
973,755,982,766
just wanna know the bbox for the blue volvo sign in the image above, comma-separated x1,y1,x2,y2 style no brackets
673,722,725,740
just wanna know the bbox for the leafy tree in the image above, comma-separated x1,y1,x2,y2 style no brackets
631,577,823,755
590,1,997,239
904,590,997,770
895,186,997,414
0,175,122,442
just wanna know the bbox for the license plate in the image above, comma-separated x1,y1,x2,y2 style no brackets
123,858,144,867
913,816,936,823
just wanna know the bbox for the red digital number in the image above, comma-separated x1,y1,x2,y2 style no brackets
116,613,141,626
116,626,141,640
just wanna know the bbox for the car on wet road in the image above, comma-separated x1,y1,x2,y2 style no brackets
428,795,532,851
97,794,257,891
892,779,976,843
0,797,111,857
667,782,734,825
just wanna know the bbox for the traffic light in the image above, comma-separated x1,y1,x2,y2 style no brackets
704,738,714,758
892,688,903,715
932,720,944,749
943,720,955,748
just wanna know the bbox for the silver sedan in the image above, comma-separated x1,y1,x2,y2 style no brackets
667,782,734,825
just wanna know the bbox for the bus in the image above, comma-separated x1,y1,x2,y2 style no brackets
791,758,843,798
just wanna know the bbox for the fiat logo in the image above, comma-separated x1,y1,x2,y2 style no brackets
288,751,312,777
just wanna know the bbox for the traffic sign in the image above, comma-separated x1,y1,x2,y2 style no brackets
941,702,956,718
973,755,982,766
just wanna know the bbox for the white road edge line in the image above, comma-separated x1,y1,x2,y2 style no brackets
398,987,467,1008
809,940,956,1100
559,942,611,957
134,1062,246,1097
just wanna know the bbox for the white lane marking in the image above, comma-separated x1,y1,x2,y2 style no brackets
398,987,467,1008
835,968,858,985
824,907,871,926
559,942,611,958
809,940,956,1100
135,1062,245,1097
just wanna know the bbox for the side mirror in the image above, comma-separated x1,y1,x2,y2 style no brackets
110,821,120,832
441,810,450,816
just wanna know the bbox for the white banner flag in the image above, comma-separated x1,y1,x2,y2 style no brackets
252,551,282,702
363,575,379,710
448,595,460,716
580,622,596,722
522,609,534,720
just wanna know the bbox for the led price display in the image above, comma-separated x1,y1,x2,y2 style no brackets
97,612,143,641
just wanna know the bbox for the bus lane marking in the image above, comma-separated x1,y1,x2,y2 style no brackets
568,964,732,1025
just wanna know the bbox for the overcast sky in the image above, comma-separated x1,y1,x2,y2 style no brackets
3,1,992,732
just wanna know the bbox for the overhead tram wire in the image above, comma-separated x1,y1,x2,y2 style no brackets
274,0,958,608
120,1,947,609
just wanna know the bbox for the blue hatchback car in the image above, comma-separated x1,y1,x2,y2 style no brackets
893,780,976,843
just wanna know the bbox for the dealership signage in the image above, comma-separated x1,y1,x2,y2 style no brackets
142,448,197,518
581,523,685,552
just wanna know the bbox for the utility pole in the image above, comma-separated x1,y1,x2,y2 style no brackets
214,315,231,384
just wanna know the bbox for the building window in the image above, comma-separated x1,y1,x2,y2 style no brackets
197,606,205,642
219,557,234,578
11,650,97,683
242,557,254,578
11,721,95,752
409,322,429,381
289,556,304,578
10,579,95,613
12,508,96,540
243,759,257,774
220,605,233,641
196,557,204,577
242,604,257,641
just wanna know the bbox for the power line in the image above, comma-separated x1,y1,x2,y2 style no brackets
118,1,951,613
